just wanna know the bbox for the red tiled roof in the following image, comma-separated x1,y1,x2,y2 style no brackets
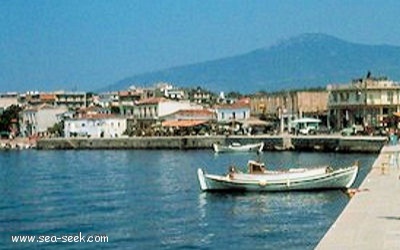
172,109,214,117
215,98,250,109
118,90,142,97
40,94,56,101
78,106,104,113
136,97,166,105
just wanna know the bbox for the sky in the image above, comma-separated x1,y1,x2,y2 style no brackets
1,0,400,93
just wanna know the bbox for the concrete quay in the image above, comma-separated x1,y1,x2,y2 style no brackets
316,145,400,249
36,135,386,152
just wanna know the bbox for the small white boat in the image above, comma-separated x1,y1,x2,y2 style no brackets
212,142,264,153
197,160,359,192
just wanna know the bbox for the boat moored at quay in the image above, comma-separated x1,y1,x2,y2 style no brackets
197,160,359,192
212,142,264,153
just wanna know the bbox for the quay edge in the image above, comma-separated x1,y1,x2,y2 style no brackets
35,135,386,152
316,145,400,249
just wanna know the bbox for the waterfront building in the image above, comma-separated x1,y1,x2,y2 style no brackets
0,92,19,114
214,98,251,123
20,104,68,137
18,91,41,106
134,98,202,120
327,75,400,130
119,89,155,117
133,97,202,131
250,90,328,131
39,93,56,106
161,109,216,121
64,115,127,138
119,90,141,117
188,87,215,106
76,106,112,118
94,92,119,108
163,88,187,100
213,98,251,134
151,109,215,136
18,91,88,109
54,91,87,109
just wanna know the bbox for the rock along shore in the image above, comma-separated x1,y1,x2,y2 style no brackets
35,135,387,153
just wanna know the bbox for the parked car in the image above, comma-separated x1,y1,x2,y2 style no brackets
341,127,355,136
299,125,317,135
372,127,388,136
341,125,364,136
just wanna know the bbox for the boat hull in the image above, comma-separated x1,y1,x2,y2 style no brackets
197,165,358,192
213,142,264,153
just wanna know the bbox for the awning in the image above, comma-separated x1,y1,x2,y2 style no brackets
162,120,208,128
290,117,321,124
241,118,273,127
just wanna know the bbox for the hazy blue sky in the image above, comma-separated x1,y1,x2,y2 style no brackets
1,0,400,92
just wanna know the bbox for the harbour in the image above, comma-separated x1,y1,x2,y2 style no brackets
3,2,400,249
0,149,378,249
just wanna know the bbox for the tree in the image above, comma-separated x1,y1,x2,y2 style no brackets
226,91,243,99
0,105,22,134
47,121,64,137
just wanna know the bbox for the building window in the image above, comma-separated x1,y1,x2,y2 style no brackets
356,91,361,102
388,91,393,103
369,94,374,104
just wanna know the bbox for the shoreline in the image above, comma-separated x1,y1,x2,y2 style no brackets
34,135,387,153
0,138,36,150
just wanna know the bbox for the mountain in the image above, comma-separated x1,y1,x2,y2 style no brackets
101,33,400,93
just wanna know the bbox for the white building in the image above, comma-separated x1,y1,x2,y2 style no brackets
94,92,119,108
0,92,19,113
134,97,202,120
328,75,400,129
20,104,68,137
214,99,251,123
64,115,127,138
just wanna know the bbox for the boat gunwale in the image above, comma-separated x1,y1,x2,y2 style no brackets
200,165,358,191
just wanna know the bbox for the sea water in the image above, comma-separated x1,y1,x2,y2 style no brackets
0,150,376,249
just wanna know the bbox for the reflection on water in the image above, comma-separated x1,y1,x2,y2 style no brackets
0,150,377,250
197,190,349,249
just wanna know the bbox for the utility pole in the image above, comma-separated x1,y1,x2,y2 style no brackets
363,76,367,127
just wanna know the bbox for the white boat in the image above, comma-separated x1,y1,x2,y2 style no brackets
212,142,264,153
197,160,359,192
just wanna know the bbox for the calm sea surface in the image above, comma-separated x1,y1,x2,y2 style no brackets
0,150,377,249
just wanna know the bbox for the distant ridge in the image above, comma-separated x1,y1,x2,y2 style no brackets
101,33,400,93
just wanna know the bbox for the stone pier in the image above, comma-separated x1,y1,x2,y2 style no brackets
35,135,386,152
316,145,400,249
